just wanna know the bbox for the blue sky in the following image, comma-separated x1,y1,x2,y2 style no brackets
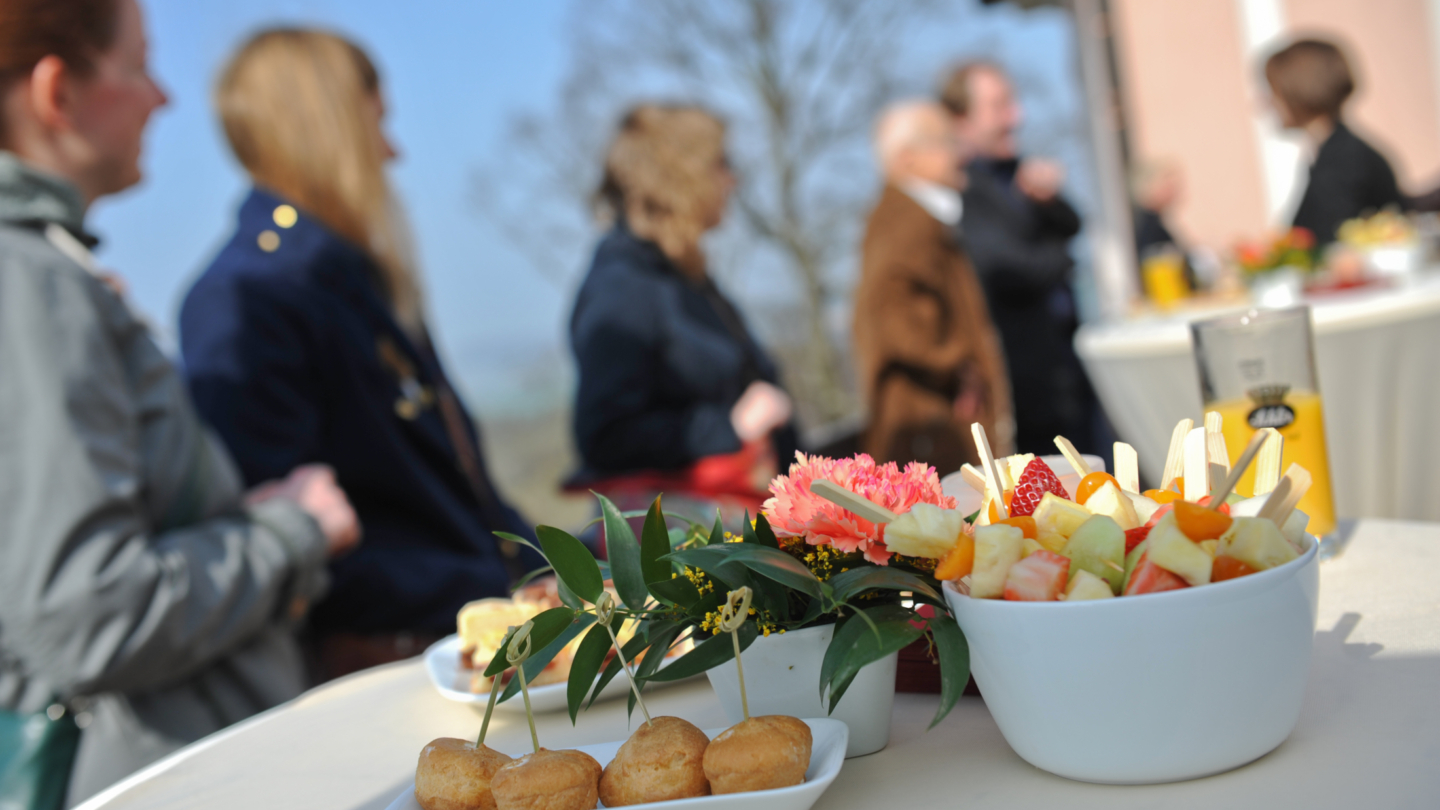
91,0,1095,419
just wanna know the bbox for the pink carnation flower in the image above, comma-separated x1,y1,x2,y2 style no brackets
762,452,956,565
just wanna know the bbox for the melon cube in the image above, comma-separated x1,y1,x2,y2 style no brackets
1003,549,1070,601
1146,513,1213,587
1123,537,1148,592
1124,491,1161,525
970,524,1024,599
1033,492,1092,538
1061,514,1125,594
1064,569,1115,601
1217,517,1299,572
1084,481,1140,530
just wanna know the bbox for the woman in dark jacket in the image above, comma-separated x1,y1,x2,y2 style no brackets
180,30,539,680
570,105,797,518
1265,39,1405,245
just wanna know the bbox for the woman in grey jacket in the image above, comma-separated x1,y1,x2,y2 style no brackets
0,0,360,805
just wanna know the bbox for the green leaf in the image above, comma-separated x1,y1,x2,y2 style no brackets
963,508,980,525
588,621,650,708
481,627,520,678
567,623,613,724
824,605,923,712
927,615,971,729
664,546,751,590
536,525,603,604
647,575,702,609
628,624,681,717
493,531,541,554
752,512,781,548
708,512,725,546
828,566,942,605
643,621,758,682
716,545,823,599
482,606,580,678
817,604,908,698
509,565,554,593
686,589,727,621
640,497,674,587
556,577,583,611
595,494,647,610
499,612,593,703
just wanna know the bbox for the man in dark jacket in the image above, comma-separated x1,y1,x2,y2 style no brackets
940,62,1102,456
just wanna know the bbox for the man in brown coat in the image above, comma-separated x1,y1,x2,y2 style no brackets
854,101,1013,474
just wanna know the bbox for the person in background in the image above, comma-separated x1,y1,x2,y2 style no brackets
1265,38,1404,245
568,105,797,525
0,2,358,804
853,101,1012,473
940,61,1103,457
180,29,539,682
1131,158,1196,290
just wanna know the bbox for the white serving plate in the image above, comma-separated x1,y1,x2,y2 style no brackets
384,718,848,810
426,634,690,713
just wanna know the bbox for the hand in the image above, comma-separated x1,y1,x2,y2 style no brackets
248,464,361,558
730,381,793,443
1015,159,1065,203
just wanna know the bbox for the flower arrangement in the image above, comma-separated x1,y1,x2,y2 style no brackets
496,452,973,730
1235,227,1316,276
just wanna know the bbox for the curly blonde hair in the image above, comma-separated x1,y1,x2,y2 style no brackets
595,105,729,273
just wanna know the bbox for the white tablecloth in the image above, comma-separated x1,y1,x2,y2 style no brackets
75,519,1440,810
1075,274,1440,522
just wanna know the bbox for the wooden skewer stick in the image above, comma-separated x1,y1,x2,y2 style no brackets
1204,412,1230,493
1266,465,1312,526
1252,429,1284,496
1209,431,1270,507
1053,435,1092,478
960,464,987,494
1113,442,1140,493
475,626,518,749
594,592,651,727
505,621,541,754
972,423,1009,519
717,588,754,721
996,462,1015,492
1161,418,1194,491
809,479,898,524
1183,427,1209,503
1256,477,1293,523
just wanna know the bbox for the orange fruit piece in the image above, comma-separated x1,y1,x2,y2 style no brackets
1212,555,1259,582
987,488,1015,523
1143,488,1183,505
934,533,975,581
1075,472,1120,505
997,515,1038,538
1173,500,1233,541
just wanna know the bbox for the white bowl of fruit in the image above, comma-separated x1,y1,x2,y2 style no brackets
939,430,1320,784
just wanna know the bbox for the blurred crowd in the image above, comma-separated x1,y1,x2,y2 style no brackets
0,1,1411,807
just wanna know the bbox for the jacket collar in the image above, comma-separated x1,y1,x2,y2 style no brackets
0,151,92,243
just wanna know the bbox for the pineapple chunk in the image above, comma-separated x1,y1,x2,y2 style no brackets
1064,569,1116,601
1217,517,1299,572
1022,537,1044,557
975,492,995,526
1198,539,1218,558
970,524,1024,599
1146,513,1213,587
885,503,965,559
1281,509,1310,551
1036,529,1068,554
1124,491,1161,525
1033,492,1092,538
1005,453,1036,485
1084,481,1140,530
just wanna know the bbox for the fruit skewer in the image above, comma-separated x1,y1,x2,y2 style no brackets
1161,418,1194,492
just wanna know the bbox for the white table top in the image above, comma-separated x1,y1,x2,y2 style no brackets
1076,271,1440,358
78,519,1440,810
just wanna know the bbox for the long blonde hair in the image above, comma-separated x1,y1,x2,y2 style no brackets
216,29,423,334
595,105,729,276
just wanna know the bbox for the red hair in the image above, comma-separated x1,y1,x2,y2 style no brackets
0,0,121,140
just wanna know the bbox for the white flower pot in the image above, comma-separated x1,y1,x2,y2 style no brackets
705,624,897,758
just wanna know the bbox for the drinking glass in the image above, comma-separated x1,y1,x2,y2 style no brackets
1191,306,1336,535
